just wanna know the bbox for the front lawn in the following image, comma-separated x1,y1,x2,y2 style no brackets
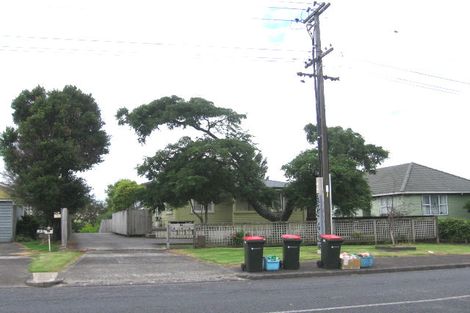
29,251,82,272
19,240,83,272
20,240,60,252
174,243,470,266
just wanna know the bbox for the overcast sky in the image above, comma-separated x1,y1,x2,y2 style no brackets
1,0,469,201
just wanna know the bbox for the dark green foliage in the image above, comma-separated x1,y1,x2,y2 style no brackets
16,215,41,240
283,124,388,217
463,201,470,213
0,86,110,225
138,136,277,222
305,124,388,173
118,96,287,222
117,96,247,142
231,231,250,246
439,218,470,243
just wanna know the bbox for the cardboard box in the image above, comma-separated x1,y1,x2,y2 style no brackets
341,258,360,270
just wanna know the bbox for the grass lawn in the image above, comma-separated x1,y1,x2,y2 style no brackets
20,240,60,252
19,240,83,272
174,243,470,266
29,251,82,272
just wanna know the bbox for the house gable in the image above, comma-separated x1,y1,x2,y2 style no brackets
367,163,470,218
367,163,470,196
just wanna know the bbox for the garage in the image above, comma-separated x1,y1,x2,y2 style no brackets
0,201,15,242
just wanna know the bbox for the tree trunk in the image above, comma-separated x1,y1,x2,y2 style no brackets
247,197,294,222
204,204,208,225
306,206,316,221
190,202,204,224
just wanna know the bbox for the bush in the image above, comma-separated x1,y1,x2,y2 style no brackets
439,218,470,243
231,231,249,246
79,223,99,233
16,215,41,240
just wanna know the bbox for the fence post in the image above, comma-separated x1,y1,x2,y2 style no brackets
166,223,170,249
435,216,440,244
192,227,196,247
411,219,416,243
61,208,68,249
373,219,378,245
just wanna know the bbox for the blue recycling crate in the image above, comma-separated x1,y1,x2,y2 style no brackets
263,256,280,271
359,255,374,268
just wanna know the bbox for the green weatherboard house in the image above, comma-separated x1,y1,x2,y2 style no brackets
161,180,307,224
366,163,470,218
161,163,470,225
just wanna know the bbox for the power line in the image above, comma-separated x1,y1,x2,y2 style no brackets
364,60,470,86
0,34,309,55
0,44,306,64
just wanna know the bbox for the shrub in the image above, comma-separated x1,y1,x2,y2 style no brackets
79,223,99,233
16,215,41,240
231,231,249,246
439,218,470,243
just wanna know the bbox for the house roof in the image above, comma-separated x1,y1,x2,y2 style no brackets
366,163,470,196
264,179,287,189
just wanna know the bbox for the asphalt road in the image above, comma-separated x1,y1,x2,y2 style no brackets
1,268,469,313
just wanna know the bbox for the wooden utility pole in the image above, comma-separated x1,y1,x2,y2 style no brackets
298,2,337,235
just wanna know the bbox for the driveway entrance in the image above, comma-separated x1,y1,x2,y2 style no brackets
70,233,161,251
63,233,239,286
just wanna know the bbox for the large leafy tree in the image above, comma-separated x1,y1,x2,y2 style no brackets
283,124,388,218
117,96,289,222
0,86,110,226
106,179,145,212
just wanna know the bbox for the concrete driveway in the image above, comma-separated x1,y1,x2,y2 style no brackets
62,233,240,286
0,242,31,288
69,233,162,251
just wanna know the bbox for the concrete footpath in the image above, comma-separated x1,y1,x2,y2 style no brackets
0,243,31,287
235,254,470,280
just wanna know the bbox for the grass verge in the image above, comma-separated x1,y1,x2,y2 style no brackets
20,240,60,252
29,251,82,272
19,240,83,272
174,243,470,266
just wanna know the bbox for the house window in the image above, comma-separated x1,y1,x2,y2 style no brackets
190,200,215,214
379,196,393,215
422,195,448,215
271,194,287,212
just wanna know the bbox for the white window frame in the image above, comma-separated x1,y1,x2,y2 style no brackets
190,200,215,214
422,195,448,216
271,194,287,212
379,196,393,215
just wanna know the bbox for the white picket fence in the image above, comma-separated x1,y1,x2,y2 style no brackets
167,216,437,247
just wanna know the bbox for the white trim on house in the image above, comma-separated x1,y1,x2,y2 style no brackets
190,200,215,214
373,191,470,197
422,194,448,216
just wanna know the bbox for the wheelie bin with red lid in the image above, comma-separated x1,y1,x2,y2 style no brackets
241,236,265,272
281,234,302,270
317,234,343,269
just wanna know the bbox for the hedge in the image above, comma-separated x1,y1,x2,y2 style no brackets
439,218,470,243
